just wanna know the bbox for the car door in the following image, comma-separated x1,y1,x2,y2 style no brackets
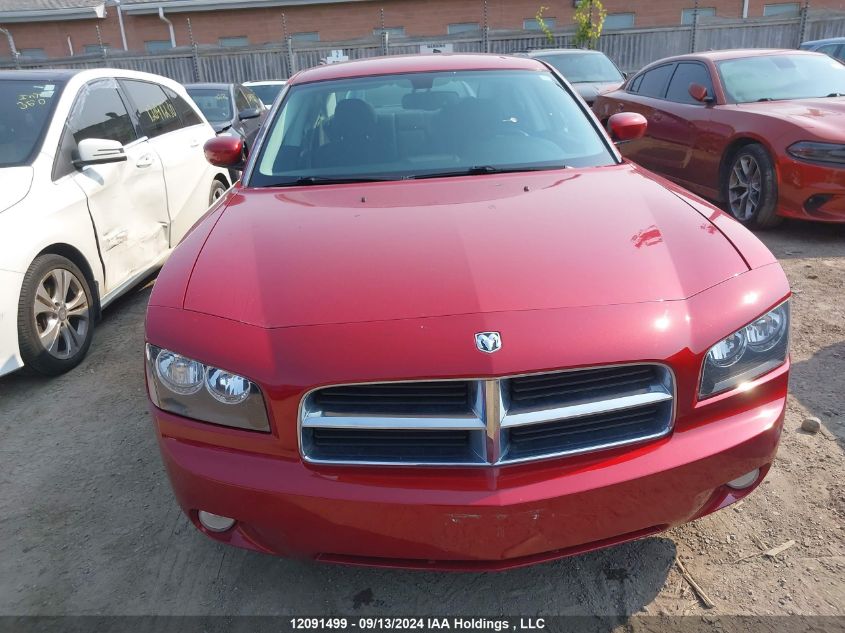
606,63,675,171
649,62,717,190
57,78,169,294
121,79,212,246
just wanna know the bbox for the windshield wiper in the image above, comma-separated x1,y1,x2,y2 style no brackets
408,164,569,180
823,92,845,97
755,97,774,102
271,175,396,186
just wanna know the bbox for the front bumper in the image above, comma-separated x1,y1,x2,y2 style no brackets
153,369,785,570
777,154,845,222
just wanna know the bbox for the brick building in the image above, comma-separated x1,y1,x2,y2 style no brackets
1,0,843,60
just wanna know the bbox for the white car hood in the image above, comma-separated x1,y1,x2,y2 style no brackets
0,167,34,213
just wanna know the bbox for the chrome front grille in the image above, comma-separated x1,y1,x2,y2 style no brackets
299,364,674,466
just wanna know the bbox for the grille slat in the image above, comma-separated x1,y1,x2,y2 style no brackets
300,365,673,466
509,366,659,406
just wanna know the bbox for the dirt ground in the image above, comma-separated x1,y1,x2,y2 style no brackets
0,221,843,619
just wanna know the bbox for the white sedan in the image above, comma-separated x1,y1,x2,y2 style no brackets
0,68,231,377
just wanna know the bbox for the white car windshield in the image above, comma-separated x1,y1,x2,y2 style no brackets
251,69,615,187
0,80,62,167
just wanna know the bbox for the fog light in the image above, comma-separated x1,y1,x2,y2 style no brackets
198,510,236,532
726,468,760,490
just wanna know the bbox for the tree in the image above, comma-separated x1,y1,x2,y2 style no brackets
572,0,607,50
535,6,555,44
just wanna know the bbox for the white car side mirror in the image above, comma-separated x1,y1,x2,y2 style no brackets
74,138,127,168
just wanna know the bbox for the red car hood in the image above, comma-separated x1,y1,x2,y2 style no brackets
184,164,748,328
736,97,845,138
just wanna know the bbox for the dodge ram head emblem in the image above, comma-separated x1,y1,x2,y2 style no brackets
475,332,502,354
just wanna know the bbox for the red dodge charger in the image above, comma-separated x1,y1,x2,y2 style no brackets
145,54,791,570
593,49,845,227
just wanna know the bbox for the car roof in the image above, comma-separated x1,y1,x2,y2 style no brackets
527,49,606,56
647,48,820,65
186,82,233,90
288,53,547,85
801,37,845,46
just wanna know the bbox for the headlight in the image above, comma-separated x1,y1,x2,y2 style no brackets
145,344,270,432
699,302,789,399
787,141,845,165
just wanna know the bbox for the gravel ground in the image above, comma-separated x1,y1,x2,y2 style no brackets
0,221,843,618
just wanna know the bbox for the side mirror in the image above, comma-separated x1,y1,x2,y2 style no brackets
688,82,713,103
607,112,647,144
238,107,261,121
204,135,245,169
74,138,126,167
622,71,629,79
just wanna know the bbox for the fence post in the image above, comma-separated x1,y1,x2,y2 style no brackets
797,0,810,46
689,0,699,53
187,18,202,82
482,0,490,52
381,30,389,55
286,36,296,78
96,24,108,65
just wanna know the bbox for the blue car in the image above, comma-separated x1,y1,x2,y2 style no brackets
800,37,845,63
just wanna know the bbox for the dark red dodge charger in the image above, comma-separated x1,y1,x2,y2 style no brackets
145,54,791,570
594,49,845,227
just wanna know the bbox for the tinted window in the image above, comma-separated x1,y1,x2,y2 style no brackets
54,79,136,179
252,69,615,187
187,88,233,123
628,73,643,93
121,80,181,138
0,79,64,167
638,64,675,98
163,86,202,126
717,53,845,103
666,62,714,104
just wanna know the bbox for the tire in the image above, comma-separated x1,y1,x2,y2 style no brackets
209,179,228,205
721,144,782,228
17,254,95,376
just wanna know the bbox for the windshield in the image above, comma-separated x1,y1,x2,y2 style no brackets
537,53,624,83
0,79,63,167
251,69,614,187
186,88,233,123
248,83,284,105
718,54,845,103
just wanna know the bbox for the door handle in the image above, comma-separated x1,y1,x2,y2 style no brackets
135,154,154,168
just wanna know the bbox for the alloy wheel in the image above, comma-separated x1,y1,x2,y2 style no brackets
33,268,90,359
728,154,762,221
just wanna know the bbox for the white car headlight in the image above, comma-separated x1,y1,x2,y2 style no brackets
146,344,270,432
699,302,789,399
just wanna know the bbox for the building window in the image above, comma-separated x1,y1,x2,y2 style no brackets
447,22,480,34
19,48,47,59
524,17,556,30
604,13,635,29
145,40,172,53
291,32,320,42
83,44,110,54
373,27,406,37
763,3,800,16
219,36,249,47
681,7,716,24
